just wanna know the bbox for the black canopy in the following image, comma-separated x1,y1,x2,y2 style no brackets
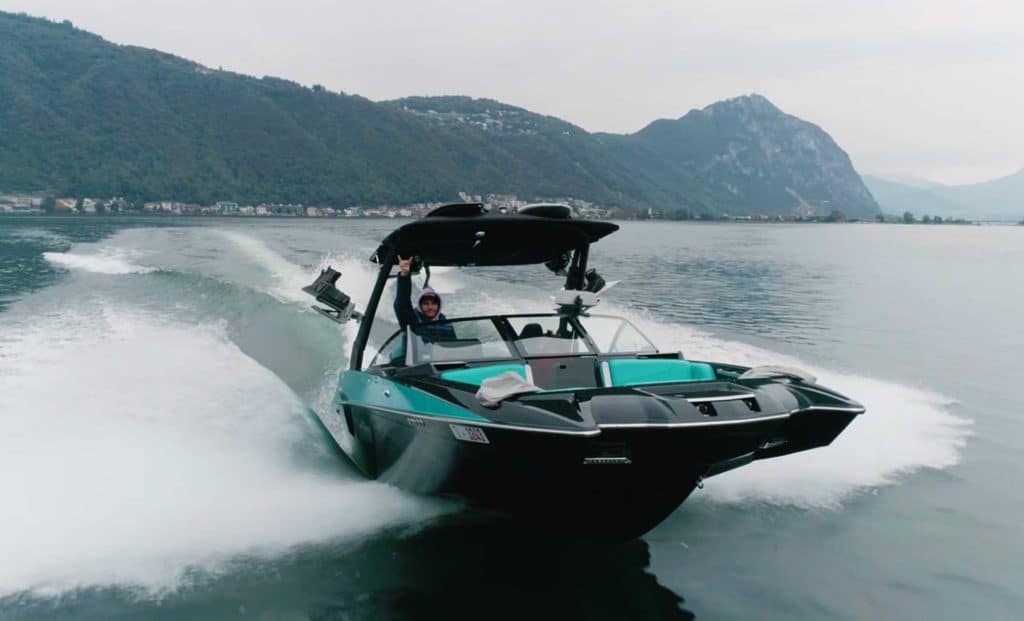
370,214,619,267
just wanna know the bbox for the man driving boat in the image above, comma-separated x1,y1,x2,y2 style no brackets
394,255,456,341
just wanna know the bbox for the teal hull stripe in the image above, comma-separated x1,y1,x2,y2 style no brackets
340,371,489,422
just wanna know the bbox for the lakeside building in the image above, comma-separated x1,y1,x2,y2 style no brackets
257,203,305,216
143,201,200,214
8,192,624,220
0,193,44,213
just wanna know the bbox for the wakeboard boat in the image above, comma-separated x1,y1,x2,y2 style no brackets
303,203,864,540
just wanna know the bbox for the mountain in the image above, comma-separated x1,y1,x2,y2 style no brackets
0,11,878,217
0,13,649,208
862,175,964,218
600,95,880,218
941,169,1024,219
865,170,1024,220
869,173,945,190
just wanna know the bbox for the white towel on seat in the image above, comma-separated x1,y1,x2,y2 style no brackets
476,371,542,408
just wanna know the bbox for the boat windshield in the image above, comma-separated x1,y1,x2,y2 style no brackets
507,315,591,356
368,313,657,368
578,314,658,354
409,318,517,364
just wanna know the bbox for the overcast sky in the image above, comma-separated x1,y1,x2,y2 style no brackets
4,0,1022,184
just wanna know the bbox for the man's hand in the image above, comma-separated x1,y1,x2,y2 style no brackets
398,255,411,276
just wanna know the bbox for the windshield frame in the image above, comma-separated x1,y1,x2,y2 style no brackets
576,313,659,356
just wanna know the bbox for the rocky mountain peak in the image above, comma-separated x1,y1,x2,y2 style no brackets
614,93,879,217
703,93,782,117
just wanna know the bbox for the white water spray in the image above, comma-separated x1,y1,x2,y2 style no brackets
43,248,154,275
1,225,974,596
624,312,970,508
0,308,445,596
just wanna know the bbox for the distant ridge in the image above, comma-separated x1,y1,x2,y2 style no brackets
861,175,963,218
0,11,879,217
941,169,1024,219
864,169,1024,220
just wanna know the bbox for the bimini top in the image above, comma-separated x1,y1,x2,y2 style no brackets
369,204,619,267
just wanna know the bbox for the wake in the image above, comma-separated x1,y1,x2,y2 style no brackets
0,227,972,595
0,307,446,597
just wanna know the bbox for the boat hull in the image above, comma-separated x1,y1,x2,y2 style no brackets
327,402,793,540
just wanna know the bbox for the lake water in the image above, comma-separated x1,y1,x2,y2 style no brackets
0,216,1020,619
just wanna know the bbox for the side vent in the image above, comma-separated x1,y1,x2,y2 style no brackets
697,402,718,417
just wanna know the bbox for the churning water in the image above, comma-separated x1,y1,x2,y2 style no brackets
0,217,1018,619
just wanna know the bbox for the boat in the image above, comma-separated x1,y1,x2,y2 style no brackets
302,203,864,540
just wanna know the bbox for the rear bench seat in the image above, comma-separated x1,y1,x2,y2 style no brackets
601,358,715,387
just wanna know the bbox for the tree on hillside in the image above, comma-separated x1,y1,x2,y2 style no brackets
903,211,915,224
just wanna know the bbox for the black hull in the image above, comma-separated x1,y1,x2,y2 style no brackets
341,405,791,540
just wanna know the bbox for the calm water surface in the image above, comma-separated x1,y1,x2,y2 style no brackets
0,216,1020,619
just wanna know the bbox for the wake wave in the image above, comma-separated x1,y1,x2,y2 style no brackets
1,224,972,595
215,230,325,304
0,309,446,597
43,249,153,275
2,227,69,244
635,313,969,507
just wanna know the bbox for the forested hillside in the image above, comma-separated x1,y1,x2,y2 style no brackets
0,11,879,217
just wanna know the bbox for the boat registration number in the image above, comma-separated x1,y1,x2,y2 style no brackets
449,424,490,444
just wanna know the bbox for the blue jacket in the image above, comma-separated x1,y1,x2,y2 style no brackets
394,274,456,342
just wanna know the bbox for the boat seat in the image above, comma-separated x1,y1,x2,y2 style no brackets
519,323,544,339
601,358,715,387
440,363,529,386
